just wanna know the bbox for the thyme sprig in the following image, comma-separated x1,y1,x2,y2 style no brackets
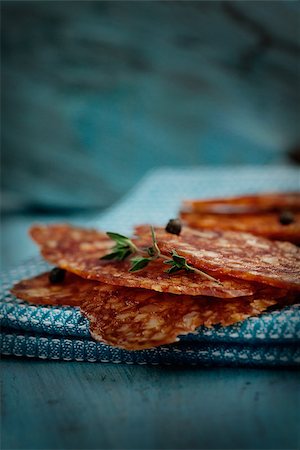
101,226,222,284
164,250,222,284
129,226,163,272
164,250,197,274
101,232,138,261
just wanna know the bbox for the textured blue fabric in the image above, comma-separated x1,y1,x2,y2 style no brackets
2,257,300,346
1,331,299,367
1,167,300,365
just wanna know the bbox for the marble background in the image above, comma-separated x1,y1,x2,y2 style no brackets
2,1,300,212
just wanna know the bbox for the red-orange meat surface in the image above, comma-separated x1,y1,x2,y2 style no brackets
30,224,259,298
135,226,300,291
10,271,285,351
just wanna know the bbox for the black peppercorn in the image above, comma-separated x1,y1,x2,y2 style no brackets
49,267,66,283
279,210,294,225
165,218,182,235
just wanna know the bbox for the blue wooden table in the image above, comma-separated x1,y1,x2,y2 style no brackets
2,358,299,449
2,1,300,446
2,167,300,449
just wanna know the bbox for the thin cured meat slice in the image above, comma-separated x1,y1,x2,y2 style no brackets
181,211,300,243
11,272,100,306
30,225,258,298
40,254,257,298
134,226,300,291
10,270,283,351
30,224,112,255
81,285,282,350
182,192,300,214
181,192,300,243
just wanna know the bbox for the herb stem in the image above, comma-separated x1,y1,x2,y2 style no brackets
101,226,222,285
189,267,222,284
150,225,161,257
128,241,139,254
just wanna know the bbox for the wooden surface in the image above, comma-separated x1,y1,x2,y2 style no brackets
2,4,300,448
1,357,299,450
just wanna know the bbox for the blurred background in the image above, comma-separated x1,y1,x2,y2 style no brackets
1,0,300,266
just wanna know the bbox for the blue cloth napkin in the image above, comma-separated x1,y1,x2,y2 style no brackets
1,167,300,366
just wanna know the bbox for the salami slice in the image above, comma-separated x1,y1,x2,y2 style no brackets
81,286,281,350
30,225,258,298
11,270,283,351
181,211,300,243
30,224,111,255
135,226,300,291
11,272,99,307
182,192,300,214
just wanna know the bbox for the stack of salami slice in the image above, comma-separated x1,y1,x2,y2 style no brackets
11,204,300,350
181,192,300,243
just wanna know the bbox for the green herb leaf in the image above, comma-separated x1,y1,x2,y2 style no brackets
163,259,174,265
106,232,137,252
101,247,132,261
117,248,133,261
106,232,130,244
163,250,222,284
165,265,182,274
147,247,155,257
106,232,128,240
129,257,151,272
101,251,123,261
100,231,138,261
99,227,222,285
163,250,192,273
171,252,187,266
164,250,197,273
